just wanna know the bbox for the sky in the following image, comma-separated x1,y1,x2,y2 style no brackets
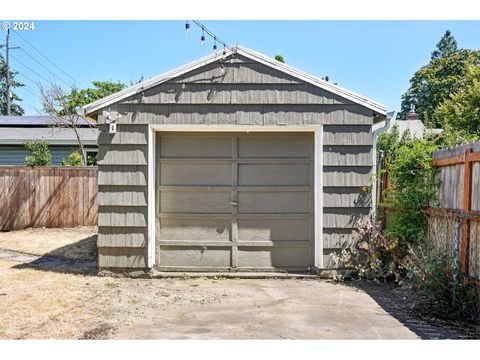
3,20,480,116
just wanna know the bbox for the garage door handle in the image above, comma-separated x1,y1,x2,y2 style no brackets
230,201,238,206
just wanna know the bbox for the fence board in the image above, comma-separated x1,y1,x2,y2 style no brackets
0,166,98,231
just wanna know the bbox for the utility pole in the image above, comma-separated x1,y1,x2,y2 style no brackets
1,28,20,116
6,29,11,115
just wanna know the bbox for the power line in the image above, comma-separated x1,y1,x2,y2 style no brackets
17,72,40,87
19,85,39,98
11,43,72,87
10,53,51,83
17,74,40,91
12,29,83,87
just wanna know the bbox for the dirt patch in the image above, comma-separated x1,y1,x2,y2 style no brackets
80,323,117,340
0,227,97,261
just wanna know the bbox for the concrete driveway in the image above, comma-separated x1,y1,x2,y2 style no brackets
113,278,418,340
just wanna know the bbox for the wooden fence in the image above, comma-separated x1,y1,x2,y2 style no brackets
377,141,480,280
0,166,98,231
429,142,480,280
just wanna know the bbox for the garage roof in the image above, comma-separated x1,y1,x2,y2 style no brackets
80,46,388,116
0,127,98,146
0,115,95,127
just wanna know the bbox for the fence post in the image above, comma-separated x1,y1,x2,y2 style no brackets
461,149,473,273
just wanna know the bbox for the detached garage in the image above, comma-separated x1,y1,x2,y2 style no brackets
81,46,387,273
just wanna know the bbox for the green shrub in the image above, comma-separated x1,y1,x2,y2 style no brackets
407,246,480,321
62,152,84,166
383,140,439,249
24,139,52,166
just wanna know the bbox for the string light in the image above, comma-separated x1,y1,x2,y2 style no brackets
188,20,233,53
213,37,218,52
185,21,190,35
200,27,205,46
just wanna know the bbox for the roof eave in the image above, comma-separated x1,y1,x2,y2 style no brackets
81,45,387,116
81,50,232,116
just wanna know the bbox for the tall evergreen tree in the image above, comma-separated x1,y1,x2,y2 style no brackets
397,30,472,124
0,53,25,115
431,30,458,60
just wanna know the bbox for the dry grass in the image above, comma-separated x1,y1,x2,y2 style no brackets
0,227,97,261
0,227,230,339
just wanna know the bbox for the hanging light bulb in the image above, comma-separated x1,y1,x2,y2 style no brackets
220,63,225,74
185,21,190,35
222,45,227,58
200,27,205,46
213,37,218,52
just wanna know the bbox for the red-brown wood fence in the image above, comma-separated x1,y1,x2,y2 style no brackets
0,166,98,231
377,141,480,280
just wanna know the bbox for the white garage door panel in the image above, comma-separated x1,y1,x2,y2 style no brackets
238,164,310,186
159,163,232,186
160,190,231,214
237,219,311,242
160,136,233,158
156,132,314,271
238,136,311,158
238,191,311,214
158,218,231,242
159,246,232,268
237,247,312,269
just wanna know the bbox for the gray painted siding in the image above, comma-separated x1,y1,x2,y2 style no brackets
0,145,93,166
97,123,150,268
120,83,353,105
95,54,374,270
105,103,373,126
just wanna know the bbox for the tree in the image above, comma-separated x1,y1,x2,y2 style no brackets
0,53,25,115
435,63,480,137
40,82,92,166
397,49,480,126
40,80,126,166
275,55,285,63
24,139,52,166
431,30,458,60
61,80,126,115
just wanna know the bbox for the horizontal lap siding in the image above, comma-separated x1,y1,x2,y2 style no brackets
322,123,372,268
97,124,149,268
122,83,352,105
106,103,373,126
96,54,374,270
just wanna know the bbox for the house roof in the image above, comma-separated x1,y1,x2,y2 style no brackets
0,115,95,127
372,119,443,138
80,46,388,116
0,127,98,146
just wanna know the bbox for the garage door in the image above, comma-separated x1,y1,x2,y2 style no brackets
155,132,314,272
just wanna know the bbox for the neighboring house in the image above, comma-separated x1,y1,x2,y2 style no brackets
0,116,98,165
372,110,443,139
80,46,387,273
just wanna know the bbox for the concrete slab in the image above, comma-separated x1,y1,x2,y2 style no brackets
113,278,419,339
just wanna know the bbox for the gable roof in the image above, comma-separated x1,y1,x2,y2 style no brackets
80,46,387,116
0,115,94,127
0,127,98,146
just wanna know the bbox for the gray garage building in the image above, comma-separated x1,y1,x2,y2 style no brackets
81,46,387,272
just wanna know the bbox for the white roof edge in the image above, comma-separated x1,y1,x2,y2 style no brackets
82,46,387,116
236,46,387,115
